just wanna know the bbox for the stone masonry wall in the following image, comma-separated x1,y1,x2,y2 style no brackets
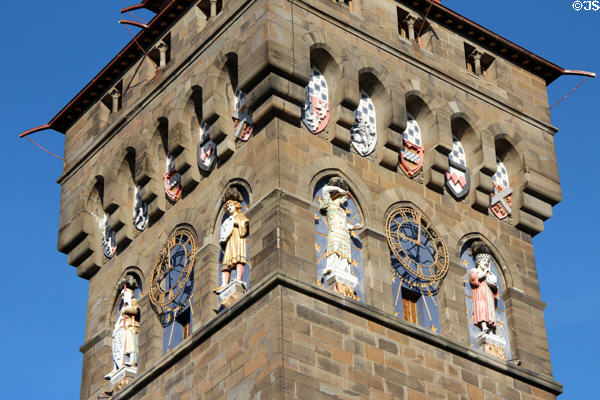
53,0,564,398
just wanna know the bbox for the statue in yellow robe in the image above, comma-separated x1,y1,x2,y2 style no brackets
214,187,249,293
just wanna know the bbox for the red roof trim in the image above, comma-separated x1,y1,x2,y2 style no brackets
46,0,189,134
28,0,594,136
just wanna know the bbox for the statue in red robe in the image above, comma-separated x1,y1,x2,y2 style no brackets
469,241,498,333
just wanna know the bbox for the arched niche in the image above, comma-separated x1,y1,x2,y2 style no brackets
308,167,372,228
301,46,341,136
458,236,512,360
155,224,197,353
451,116,479,168
313,174,365,301
214,183,252,291
406,93,435,148
310,46,343,107
86,176,105,219
358,70,389,138
109,269,144,325
494,136,523,189
211,178,253,235
218,53,239,114
383,201,445,333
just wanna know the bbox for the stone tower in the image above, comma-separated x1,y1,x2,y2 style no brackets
34,0,590,398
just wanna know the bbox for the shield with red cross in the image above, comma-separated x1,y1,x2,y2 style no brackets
490,158,512,220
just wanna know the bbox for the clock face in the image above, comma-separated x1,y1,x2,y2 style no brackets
150,228,196,317
385,207,448,289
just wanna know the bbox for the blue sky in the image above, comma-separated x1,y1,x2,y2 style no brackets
0,1,597,398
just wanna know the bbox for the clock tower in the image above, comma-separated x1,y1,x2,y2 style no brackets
27,0,592,398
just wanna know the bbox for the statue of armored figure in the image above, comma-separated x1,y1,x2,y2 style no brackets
105,277,140,393
468,241,498,334
319,177,362,297
213,187,249,308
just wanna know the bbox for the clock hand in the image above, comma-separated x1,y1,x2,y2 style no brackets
399,232,418,245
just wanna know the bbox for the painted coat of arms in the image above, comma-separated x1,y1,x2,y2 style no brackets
446,136,470,198
399,114,424,177
232,89,253,141
101,213,117,258
197,121,216,171
133,185,148,231
302,68,330,134
490,158,512,220
163,154,182,202
350,92,377,156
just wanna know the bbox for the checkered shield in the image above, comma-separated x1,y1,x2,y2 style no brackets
302,68,330,133
490,158,512,219
399,114,424,177
232,89,253,141
350,92,377,156
446,136,470,198
197,121,216,171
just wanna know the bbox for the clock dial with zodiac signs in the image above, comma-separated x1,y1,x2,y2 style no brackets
386,207,448,291
150,228,196,323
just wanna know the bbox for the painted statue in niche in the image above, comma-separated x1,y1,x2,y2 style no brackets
101,212,117,258
302,67,330,134
461,240,511,360
197,121,217,171
232,89,253,141
315,177,363,300
164,153,182,202
104,277,140,394
214,187,250,309
399,114,424,178
446,136,470,199
490,157,512,220
133,185,149,231
469,241,498,333
350,92,377,156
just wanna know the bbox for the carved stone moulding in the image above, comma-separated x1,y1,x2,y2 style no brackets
215,279,247,310
476,331,508,360
325,269,359,300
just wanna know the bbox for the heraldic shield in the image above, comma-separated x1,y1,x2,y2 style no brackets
490,158,512,220
446,136,470,198
490,183,512,220
302,68,330,134
197,121,216,172
232,89,253,141
399,114,424,177
350,92,377,157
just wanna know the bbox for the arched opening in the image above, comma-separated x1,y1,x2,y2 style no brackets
459,238,512,360
313,175,365,301
384,202,446,332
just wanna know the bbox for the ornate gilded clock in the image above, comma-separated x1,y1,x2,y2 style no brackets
149,227,196,325
385,207,449,292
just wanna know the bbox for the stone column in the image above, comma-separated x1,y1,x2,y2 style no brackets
405,16,417,41
110,88,121,113
470,50,484,75
157,41,169,68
